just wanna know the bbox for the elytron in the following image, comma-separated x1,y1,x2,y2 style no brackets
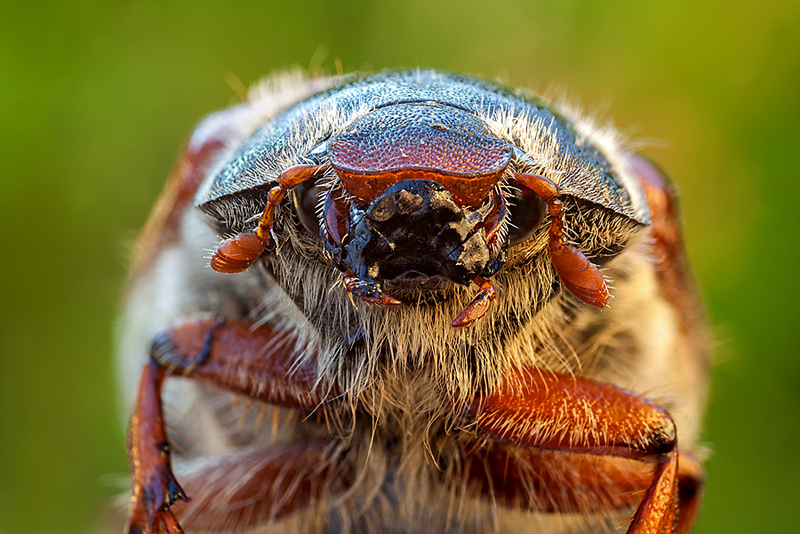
118,70,709,534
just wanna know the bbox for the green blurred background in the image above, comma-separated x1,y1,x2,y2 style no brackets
1,1,797,532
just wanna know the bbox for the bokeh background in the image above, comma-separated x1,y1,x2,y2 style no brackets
1,1,798,533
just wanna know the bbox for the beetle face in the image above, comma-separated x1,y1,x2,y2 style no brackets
324,178,505,288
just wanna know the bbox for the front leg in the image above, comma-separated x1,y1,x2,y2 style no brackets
466,368,704,534
125,318,340,534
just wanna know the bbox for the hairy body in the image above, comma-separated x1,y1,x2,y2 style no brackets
118,71,708,533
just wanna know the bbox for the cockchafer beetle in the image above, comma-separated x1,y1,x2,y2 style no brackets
118,70,709,534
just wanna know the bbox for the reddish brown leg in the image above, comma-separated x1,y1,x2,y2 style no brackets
127,359,185,534
126,318,340,534
511,172,609,307
169,439,342,531
675,451,705,534
463,443,702,532
466,367,699,534
464,445,653,513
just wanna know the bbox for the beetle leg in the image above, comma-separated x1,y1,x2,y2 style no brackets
126,318,340,534
210,164,326,273
342,271,401,307
465,367,702,534
127,359,185,534
167,439,342,531
674,450,705,534
511,172,609,308
463,444,655,514
451,276,496,327
462,444,703,533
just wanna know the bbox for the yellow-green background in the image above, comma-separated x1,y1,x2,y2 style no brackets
1,1,797,533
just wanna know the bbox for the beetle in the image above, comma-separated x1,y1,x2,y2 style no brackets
118,70,709,534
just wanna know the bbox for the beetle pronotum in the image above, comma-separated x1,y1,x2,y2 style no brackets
118,70,709,534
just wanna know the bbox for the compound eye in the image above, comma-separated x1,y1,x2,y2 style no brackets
321,183,350,246
507,188,546,245
292,178,323,237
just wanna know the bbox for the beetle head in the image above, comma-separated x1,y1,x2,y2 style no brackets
308,103,511,307
201,76,644,330
324,179,505,289
207,102,605,326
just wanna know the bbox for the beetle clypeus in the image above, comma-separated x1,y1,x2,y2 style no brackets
118,70,709,534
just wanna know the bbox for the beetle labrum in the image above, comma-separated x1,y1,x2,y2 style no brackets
118,70,709,534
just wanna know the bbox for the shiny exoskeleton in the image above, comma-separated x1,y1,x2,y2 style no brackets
118,71,709,534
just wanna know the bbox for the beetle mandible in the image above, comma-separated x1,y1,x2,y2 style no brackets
118,70,709,534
